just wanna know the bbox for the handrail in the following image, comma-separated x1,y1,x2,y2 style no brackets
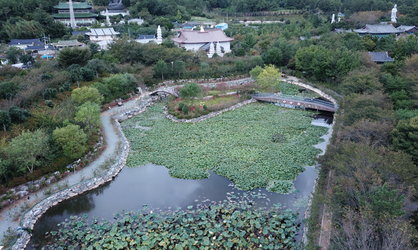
252,93,336,108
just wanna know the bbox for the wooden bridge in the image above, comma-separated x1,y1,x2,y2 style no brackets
252,93,337,112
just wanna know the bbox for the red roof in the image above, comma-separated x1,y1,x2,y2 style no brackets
171,29,233,44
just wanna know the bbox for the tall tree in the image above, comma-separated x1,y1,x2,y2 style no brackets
53,124,88,160
7,129,50,174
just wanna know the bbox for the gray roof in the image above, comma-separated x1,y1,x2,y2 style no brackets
368,52,394,63
354,24,401,34
397,26,416,32
53,40,85,47
9,39,43,46
137,35,155,40
86,28,120,36
171,29,233,44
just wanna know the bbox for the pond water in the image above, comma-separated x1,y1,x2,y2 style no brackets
29,116,332,248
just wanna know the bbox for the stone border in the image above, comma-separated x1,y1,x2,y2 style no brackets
11,76,338,249
0,135,104,211
164,99,256,123
12,98,154,250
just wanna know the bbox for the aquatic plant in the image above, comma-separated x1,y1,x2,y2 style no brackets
44,194,299,249
123,103,327,193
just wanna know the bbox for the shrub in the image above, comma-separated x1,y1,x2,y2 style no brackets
179,83,202,99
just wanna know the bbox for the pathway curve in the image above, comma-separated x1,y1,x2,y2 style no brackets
1,76,338,249
0,93,149,247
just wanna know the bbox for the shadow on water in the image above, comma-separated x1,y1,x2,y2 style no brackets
29,115,332,248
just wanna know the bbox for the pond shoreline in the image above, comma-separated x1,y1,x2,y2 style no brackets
10,76,338,249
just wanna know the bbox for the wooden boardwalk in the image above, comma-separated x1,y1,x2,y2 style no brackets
252,93,337,112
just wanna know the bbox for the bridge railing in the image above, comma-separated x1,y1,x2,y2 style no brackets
252,93,336,108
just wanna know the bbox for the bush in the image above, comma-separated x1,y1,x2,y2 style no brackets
71,87,103,106
179,83,202,99
9,107,30,123
94,74,137,103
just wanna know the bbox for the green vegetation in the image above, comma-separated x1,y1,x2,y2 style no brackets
45,194,299,249
179,83,202,99
53,124,88,160
253,65,281,91
124,103,326,193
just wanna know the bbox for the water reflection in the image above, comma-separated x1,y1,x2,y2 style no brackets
30,115,332,248
30,164,318,247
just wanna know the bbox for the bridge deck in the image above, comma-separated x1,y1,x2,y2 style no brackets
252,93,337,112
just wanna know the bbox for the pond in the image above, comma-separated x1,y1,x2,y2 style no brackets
28,110,332,248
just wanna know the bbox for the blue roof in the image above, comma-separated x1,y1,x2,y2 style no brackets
9,39,43,46
368,52,394,63
137,35,155,39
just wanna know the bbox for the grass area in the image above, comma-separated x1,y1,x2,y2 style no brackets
124,103,327,193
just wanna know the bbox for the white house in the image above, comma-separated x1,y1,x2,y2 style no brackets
171,28,233,57
86,28,120,50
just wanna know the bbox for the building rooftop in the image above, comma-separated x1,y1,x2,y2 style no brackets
137,35,156,40
72,31,89,36
397,26,416,32
368,52,395,63
53,40,85,47
53,13,98,19
354,24,401,34
86,28,120,36
172,29,233,44
54,2,92,9
9,39,43,46
25,45,56,51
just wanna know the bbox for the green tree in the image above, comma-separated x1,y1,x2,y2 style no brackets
71,86,103,106
9,106,30,123
58,47,92,67
392,35,418,60
173,60,186,78
4,20,44,39
75,102,101,135
179,83,202,99
249,66,263,79
7,129,49,174
6,47,23,64
362,185,405,217
19,54,34,65
94,74,137,103
154,60,169,80
392,116,418,164
53,124,88,160
295,45,359,81
0,110,11,131
0,81,18,100
256,65,281,91
341,68,382,94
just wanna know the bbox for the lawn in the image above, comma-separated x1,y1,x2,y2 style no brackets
123,103,327,193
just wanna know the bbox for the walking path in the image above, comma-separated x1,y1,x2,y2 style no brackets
0,93,149,247
0,76,337,249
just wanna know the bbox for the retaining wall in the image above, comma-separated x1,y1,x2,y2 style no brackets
12,98,154,250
